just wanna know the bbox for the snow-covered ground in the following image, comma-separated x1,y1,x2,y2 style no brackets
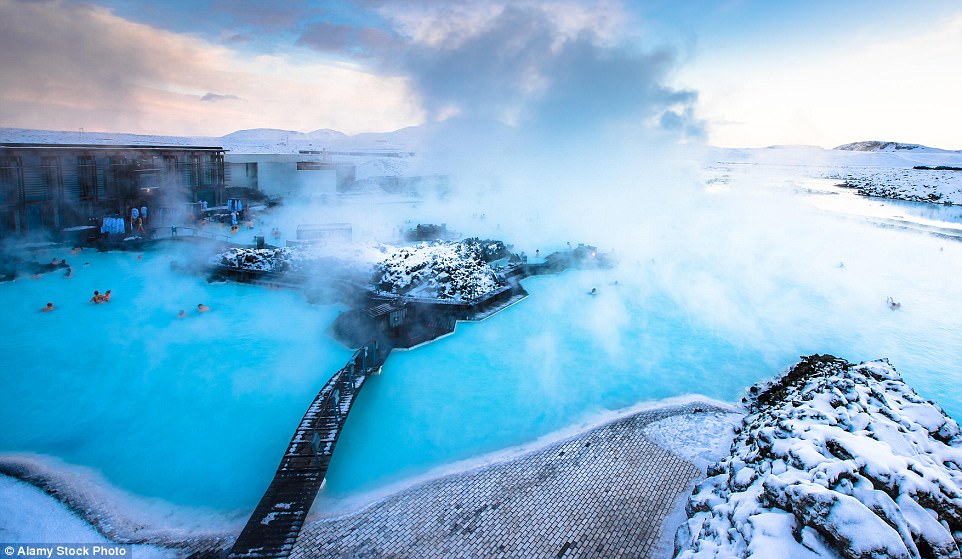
829,167,962,205
707,142,962,208
0,455,236,555
674,355,962,559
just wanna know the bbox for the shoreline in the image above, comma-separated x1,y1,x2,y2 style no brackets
0,455,239,556
294,401,740,559
312,393,739,516
1,397,742,557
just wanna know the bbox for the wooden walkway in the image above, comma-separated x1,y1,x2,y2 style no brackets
224,341,385,559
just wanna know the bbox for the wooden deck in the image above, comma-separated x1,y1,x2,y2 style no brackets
223,341,385,559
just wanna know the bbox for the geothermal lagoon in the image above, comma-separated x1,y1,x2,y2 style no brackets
3,166,962,534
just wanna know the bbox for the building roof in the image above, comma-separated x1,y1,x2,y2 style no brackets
0,143,225,152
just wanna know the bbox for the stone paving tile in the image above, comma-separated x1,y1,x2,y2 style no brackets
289,403,730,559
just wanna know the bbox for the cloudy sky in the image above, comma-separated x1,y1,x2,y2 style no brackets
0,0,960,148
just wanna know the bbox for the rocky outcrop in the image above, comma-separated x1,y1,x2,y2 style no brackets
675,355,962,559
372,241,503,301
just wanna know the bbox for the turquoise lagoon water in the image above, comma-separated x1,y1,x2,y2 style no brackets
0,246,351,512
3,208,962,517
321,245,962,502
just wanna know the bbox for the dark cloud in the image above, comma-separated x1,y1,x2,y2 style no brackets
297,2,704,140
659,107,707,141
209,0,317,31
201,93,241,102
296,21,399,57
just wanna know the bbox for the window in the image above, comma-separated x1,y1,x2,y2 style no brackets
204,155,214,186
0,156,23,205
190,154,201,188
77,156,97,200
40,157,62,199
106,156,133,196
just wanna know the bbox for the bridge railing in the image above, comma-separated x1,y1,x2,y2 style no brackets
149,225,231,243
309,339,380,466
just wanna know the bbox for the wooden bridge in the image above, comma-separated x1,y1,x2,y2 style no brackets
223,340,386,559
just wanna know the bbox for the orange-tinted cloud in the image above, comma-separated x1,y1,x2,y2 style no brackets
0,0,423,135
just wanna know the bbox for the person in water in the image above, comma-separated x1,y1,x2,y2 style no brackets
197,303,210,313
103,290,111,302
177,309,187,318
41,302,55,312
64,266,73,278
91,290,102,303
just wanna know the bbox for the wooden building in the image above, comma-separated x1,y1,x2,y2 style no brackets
0,143,225,237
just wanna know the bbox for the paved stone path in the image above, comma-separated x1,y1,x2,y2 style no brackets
290,403,726,559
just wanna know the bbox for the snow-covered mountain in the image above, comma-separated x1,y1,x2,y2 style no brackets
0,126,413,154
835,140,959,153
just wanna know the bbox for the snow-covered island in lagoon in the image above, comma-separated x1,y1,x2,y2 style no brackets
371,239,510,302
675,355,962,559
209,237,516,303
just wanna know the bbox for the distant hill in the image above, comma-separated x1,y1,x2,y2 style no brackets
220,128,305,142
834,141,957,153
306,128,350,142
0,126,413,154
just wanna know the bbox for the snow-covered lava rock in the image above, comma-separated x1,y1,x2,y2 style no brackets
212,246,309,272
675,354,962,559
373,241,504,302
211,243,391,275
829,168,962,205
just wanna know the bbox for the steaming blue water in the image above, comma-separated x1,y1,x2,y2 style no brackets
3,201,962,518
320,257,962,503
0,247,351,512
880,198,962,223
